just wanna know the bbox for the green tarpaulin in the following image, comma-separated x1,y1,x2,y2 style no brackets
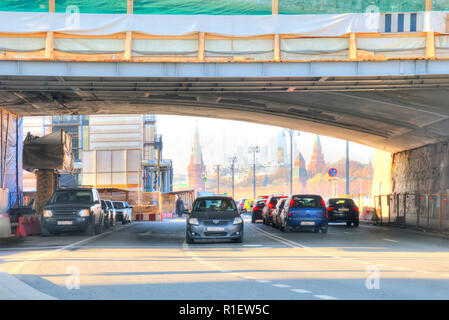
0,0,447,15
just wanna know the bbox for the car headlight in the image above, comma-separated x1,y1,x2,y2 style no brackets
79,209,90,217
233,217,243,224
43,210,53,218
188,217,199,225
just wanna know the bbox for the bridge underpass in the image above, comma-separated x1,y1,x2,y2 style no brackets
2,60,449,153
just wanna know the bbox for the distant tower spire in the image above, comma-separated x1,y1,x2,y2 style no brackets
187,123,206,193
307,135,325,177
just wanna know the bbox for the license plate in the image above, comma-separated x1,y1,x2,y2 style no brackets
57,221,73,225
338,208,349,212
207,227,225,232
301,221,315,226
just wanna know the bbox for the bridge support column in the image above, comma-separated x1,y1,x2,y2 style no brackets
35,169,57,217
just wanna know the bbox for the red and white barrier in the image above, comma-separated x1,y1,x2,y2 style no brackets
14,215,41,238
360,207,378,221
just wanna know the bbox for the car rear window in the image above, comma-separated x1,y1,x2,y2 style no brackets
329,199,356,208
290,196,324,208
113,202,124,209
193,198,237,212
49,190,92,204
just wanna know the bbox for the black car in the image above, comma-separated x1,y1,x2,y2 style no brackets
251,199,266,223
41,187,104,236
326,198,359,227
186,196,244,244
262,195,287,226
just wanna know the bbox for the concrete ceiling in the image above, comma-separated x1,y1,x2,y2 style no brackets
1,74,449,153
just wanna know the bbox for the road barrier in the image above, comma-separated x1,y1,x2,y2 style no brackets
132,213,163,221
14,215,41,238
374,193,449,234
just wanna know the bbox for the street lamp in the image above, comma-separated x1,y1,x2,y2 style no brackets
284,129,300,195
229,156,237,199
248,146,260,199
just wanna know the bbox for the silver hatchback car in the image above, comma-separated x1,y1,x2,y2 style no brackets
186,196,244,244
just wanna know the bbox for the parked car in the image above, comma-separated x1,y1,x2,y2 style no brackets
186,196,244,243
238,199,247,214
326,198,359,227
101,199,116,228
41,187,104,236
272,198,287,228
113,201,131,224
279,194,328,233
124,201,133,223
262,195,287,226
251,199,267,223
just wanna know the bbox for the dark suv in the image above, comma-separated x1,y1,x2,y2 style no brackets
41,187,104,236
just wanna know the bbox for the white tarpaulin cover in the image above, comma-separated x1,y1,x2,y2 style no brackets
0,11,447,37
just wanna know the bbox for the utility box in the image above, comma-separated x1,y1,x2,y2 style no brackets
23,129,73,173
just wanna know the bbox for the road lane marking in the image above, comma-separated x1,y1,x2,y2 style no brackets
10,225,131,275
314,295,338,300
383,238,399,243
256,280,272,283
291,289,312,294
272,284,291,288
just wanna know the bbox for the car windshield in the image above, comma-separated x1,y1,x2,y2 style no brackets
113,202,124,209
193,198,237,212
329,199,356,208
49,190,92,204
290,196,324,208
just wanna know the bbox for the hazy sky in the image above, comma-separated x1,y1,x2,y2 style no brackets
157,115,376,175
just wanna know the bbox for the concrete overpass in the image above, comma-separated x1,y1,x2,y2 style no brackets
1,60,449,153
0,0,449,197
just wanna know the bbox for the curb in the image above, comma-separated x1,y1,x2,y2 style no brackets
0,270,58,300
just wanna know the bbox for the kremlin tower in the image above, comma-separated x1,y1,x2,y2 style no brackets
294,152,308,192
187,124,206,193
307,135,326,177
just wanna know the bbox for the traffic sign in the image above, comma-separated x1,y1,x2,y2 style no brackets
202,177,207,182
328,168,338,177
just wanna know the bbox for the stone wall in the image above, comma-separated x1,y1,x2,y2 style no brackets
392,140,449,194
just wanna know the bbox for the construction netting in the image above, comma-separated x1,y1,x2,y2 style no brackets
0,109,23,209
0,0,444,15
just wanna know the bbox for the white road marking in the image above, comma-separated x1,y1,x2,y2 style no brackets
314,295,338,300
272,284,291,288
291,289,312,294
384,238,399,243
10,225,129,275
256,280,272,283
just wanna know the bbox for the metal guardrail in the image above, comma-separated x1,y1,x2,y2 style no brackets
374,193,449,234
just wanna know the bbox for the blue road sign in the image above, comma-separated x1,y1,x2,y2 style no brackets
328,168,338,177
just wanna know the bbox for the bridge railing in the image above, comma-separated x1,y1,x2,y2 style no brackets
374,193,449,234
0,0,448,63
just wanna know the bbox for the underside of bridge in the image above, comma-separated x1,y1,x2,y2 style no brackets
2,72,449,153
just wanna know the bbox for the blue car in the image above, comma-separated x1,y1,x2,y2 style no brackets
279,194,328,233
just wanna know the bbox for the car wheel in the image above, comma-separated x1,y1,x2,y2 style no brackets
353,220,359,227
95,218,103,234
321,226,328,234
251,215,256,223
234,236,243,243
122,217,126,225
85,221,96,236
40,223,51,237
346,221,352,227
284,224,291,233
186,232,194,244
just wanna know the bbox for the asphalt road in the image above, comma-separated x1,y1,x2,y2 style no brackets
1,214,449,300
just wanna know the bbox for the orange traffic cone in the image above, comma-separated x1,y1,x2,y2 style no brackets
14,217,27,238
